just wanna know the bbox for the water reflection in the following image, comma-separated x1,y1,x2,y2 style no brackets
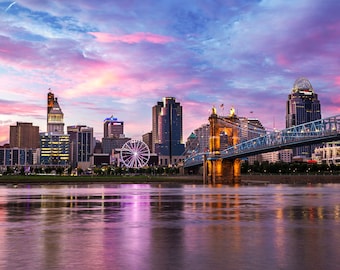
0,183,340,269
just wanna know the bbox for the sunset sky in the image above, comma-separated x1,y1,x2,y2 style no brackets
1,0,340,145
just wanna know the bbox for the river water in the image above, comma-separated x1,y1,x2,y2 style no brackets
0,182,339,270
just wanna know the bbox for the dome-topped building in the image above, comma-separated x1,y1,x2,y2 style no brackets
292,77,314,93
286,77,322,157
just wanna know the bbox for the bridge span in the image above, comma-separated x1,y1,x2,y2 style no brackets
184,111,340,184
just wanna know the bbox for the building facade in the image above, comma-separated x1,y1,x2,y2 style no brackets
142,132,153,152
67,125,94,168
10,122,40,148
103,116,124,139
286,77,321,157
0,147,36,167
102,137,130,154
40,91,69,165
192,124,210,154
47,91,65,134
40,133,70,165
313,141,340,165
185,132,199,157
101,116,130,161
152,97,185,165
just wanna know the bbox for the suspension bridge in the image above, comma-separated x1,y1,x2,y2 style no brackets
184,110,340,184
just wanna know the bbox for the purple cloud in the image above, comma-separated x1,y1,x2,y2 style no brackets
0,0,339,146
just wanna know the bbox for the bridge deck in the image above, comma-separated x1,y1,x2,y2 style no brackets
184,114,340,168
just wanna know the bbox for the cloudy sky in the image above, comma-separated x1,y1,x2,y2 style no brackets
1,0,339,145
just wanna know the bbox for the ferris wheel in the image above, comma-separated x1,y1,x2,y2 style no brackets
120,139,150,168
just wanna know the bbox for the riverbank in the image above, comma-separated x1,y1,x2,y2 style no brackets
242,174,340,184
0,174,340,185
0,174,204,185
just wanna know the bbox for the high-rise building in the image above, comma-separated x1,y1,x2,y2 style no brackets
47,91,65,134
103,116,124,138
152,97,185,165
237,117,266,164
40,91,69,165
67,125,94,168
185,132,199,156
286,78,321,157
40,133,70,165
193,124,210,153
102,116,130,157
10,122,40,148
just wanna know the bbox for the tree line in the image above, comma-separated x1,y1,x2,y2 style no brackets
241,161,339,175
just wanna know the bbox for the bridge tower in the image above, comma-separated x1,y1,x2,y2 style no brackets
205,107,241,184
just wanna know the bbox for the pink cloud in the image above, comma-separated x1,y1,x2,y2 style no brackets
0,126,9,146
276,53,291,67
334,76,340,86
90,32,175,44
0,100,44,118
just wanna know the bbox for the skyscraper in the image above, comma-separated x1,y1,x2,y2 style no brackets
40,91,69,165
47,91,65,134
10,122,40,148
286,77,321,157
152,97,185,165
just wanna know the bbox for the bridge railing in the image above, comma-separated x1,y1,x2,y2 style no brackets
184,115,340,167
220,115,340,158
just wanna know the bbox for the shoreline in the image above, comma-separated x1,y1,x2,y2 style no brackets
241,174,340,184
0,175,203,185
0,174,340,185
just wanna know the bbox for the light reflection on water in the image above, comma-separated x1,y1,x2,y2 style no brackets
0,183,340,270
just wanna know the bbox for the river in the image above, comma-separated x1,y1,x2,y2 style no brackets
0,182,339,270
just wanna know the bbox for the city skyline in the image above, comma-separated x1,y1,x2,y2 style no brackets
1,1,340,145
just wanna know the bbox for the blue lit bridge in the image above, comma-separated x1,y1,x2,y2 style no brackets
184,114,340,183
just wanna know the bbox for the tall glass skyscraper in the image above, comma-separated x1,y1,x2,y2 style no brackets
152,97,185,165
67,125,94,168
286,78,321,157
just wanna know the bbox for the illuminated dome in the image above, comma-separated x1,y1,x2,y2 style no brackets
292,77,314,93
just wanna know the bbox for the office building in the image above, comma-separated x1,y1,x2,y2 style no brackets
286,78,321,157
193,124,210,153
47,91,65,134
40,91,69,165
67,125,94,168
0,147,36,167
313,142,340,165
10,122,40,148
185,132,199,156
102,137,130,154
104,116,124,138
101,115,130,160
237,117,266,164
279,149,293,163
142,132,153,152
152,97,185,165
40,133,70,165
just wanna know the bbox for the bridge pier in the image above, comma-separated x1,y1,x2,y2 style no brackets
204,157,240,184
204,107,241,184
